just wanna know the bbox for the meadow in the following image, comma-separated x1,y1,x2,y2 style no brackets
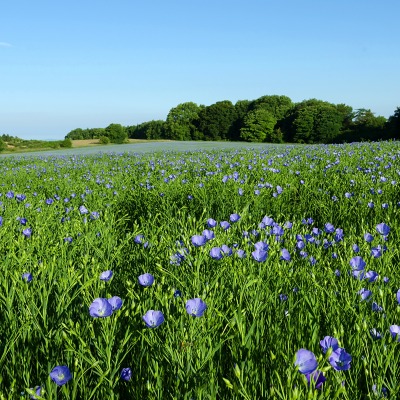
0,141,399,399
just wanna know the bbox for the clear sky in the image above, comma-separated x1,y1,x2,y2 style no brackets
1,0,399,140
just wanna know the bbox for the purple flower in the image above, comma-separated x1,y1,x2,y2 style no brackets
191,235,207,247
46,198,54,205
262,216,274,226
207,218,217,228
371,247,382,258
220,221,231,230
22,272,33,283
324,223,335,233
372,302,383,312
100,270,113,281
370,328,382,340
108,296,123,311
236,249,246,258
320,336,339,354
358,288,372,301
186,298,207,317
329,348,352,371
280,248,291,261
120,367,132,381
397,289,400,304
23,228,32,238
90,211,100,220
294,349,318,374
254,241,269,251
138,273,154,287
305,370,326,389
221,244,232,256
376,223,390,236
142,310,164,328
279,294,288,302
365,271,378,282
19,217,27,225
352,244,360,253
209,247,223,260
89,298,113,318
64,237,73,243
202,229,215,241
296,240,305,250
29,386,42,399
389,325,400,341
349,256,366,271
79,205,89,214
134,234,144,244
252,249,268,262
364,233,374,243
49,365,72,386
230,213,241,223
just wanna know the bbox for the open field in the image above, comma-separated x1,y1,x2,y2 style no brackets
0,141,399,399
70,139,173,148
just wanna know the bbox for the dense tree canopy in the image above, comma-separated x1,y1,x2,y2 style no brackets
64,95,398,144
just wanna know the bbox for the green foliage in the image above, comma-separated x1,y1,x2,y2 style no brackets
240,109,277,142
0,138,6,151
105,123,128,144
165,102,202,140
99,135,111,144
197,100,237,141
60,138,73,148
0,142,400,398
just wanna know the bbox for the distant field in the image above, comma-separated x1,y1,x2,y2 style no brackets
71,139,170,147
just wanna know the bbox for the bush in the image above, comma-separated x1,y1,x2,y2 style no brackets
99,136,111,144
60,138,73,148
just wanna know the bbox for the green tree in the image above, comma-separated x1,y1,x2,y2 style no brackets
386,107,400,139
197,100,237,141
251,95,293,120
105,123,128,144
230,100,251,141
165,102,202,140
0,138,6,152
65,128,84,140
240,109,277,142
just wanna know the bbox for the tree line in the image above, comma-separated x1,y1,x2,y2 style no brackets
65,95,399,144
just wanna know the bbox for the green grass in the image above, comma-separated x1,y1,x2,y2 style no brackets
0,141,399,399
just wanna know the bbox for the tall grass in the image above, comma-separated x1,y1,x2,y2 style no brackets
0,141,399,399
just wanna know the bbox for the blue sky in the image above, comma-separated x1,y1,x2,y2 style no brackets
1,0,399,140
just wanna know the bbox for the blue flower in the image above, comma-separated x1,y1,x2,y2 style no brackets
138,273,154,287
251,249,267,262
358,288,372,301
389,325,400,341
22,272,33,283
143,310,164,328
320,336,339,354
120,367,132,381
49,365,72,386
329,348,352,371
191,235,207,247
294,349,318,374
186,298,207,317
207,218,217,228
100,270,113,281
230,213,241,223
209,247,223,260
305,370,326,390
108,296,123,311
89,298,113,318
376,223,390,236
220,221,230,230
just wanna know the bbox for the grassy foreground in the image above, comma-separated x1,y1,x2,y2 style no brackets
0,141,399,399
